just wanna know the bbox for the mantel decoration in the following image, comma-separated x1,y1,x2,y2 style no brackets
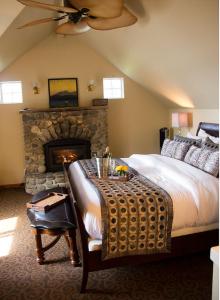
92,99,108,106
48,78,78,108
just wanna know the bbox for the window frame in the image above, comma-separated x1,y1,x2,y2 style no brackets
103,77,125,99
0,81,23,104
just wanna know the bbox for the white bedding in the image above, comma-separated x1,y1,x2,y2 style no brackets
68,154,219,240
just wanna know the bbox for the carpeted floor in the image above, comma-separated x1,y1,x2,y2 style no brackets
0,188,213,300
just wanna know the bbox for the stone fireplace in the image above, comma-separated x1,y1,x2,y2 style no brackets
20,107,108,194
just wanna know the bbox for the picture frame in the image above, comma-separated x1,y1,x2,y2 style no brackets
48,78,78,108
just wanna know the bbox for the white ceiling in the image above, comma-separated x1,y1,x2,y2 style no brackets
0,0,23,37
0,0,218,108
0,0,57,72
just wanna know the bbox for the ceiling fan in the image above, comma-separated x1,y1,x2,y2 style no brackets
17,0,137,35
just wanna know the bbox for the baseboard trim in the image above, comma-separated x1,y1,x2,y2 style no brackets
0,183,25,190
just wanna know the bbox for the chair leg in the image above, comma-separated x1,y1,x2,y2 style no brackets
65,229,81,266
34,229,44,265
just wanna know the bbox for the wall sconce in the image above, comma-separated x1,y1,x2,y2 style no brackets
32,81,40,94
88,80,96,92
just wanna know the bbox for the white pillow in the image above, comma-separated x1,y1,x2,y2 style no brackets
209,136,219,144
198,129,219,144
186,132,202,140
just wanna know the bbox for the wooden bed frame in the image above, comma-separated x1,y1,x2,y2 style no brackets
65,122,219,293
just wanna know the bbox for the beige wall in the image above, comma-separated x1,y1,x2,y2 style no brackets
0,34,169,185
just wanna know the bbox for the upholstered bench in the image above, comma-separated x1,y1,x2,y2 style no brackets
27,187,80,266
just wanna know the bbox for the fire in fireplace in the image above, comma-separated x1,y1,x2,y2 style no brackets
44,138,91,172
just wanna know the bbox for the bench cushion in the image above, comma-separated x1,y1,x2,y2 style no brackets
27,187,75,230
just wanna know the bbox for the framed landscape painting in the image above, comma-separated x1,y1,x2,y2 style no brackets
48,78,78,108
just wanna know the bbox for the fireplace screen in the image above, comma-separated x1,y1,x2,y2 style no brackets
44,138,91,172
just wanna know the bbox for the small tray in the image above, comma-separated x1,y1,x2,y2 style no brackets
90,173,133,182
26,192,68,212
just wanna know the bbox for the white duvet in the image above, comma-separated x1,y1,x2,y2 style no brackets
68,154,219,240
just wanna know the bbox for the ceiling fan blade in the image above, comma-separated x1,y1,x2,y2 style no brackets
86,7,137,30
17,17,56,29
56,20,91,35
68,0,123,18
17,0,77,13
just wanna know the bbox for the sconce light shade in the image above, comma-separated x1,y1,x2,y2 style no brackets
88,80,96,92
172,112,190,128
32,81,40,94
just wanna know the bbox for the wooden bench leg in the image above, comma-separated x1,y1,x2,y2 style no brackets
33,229,44,265
65,229,81,266
80,265,89,293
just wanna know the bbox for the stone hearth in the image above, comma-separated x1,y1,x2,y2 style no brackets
20,107,108,194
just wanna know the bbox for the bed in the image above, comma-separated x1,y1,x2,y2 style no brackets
65,122,219,293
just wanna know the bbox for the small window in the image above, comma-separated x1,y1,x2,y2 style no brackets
0,81,23,104
103,78,124,99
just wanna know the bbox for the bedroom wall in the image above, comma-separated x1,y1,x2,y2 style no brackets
0,34,169,185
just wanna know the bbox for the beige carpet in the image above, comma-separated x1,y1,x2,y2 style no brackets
0,188,213,300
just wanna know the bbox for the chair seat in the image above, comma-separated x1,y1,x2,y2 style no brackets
27,187,76,230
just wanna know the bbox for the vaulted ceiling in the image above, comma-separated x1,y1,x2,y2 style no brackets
0,0,56,71
0,0,218,108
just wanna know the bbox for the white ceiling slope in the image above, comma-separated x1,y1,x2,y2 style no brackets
0,1,56,72
0,0,23,37
78,0,218,108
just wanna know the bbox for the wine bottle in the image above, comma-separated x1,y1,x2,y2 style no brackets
103,146,110,158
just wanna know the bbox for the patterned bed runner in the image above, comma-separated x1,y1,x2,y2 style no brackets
78,159,173,260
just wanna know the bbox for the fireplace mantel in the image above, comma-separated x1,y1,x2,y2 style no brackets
20,106,108,194
20,106,107,114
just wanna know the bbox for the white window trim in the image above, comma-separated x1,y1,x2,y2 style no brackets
103,77,124,99
0,81,23,104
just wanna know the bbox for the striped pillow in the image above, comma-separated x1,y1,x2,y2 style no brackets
161,139,190,160
202,137,219,150
184,145,219,177
174,135,202,147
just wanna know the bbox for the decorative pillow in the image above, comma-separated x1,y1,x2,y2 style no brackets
184,145,219,177
184,145,201,166
174,135,202,147
198,128,209,137
203,151,219,176
161,139,190,160
202,137,219,151
210,136,219,144
198,129,219,144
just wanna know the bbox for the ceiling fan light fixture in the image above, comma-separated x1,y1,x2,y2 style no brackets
56,19,91,35
69,8,90,23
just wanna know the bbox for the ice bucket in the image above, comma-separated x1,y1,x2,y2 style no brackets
95,157,110,178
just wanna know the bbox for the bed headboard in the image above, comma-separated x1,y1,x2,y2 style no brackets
196,122,219,137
